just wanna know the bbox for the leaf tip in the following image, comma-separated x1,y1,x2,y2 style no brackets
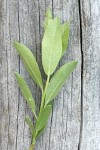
13,41,22,50
45,9,52,18
13,41,18,47
71,61,78,68
74,61,78,66
14,72,19,78
14,72,22,81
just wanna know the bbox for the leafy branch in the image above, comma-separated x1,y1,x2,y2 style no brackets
14,9,78,150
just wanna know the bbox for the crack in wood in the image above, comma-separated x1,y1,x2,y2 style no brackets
15,1,20,149
78,0,83,150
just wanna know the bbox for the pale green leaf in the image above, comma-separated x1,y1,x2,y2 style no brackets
42,18,62,76
61,22,70,55
14,42,43,90
36,105,51,134
44,9,52,30
15,72,36,116
45,61,78,106
25,116,35,136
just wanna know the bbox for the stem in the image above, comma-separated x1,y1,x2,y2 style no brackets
34,112,37,120
29,144,35,150
29,138,36,150
40,75,50,110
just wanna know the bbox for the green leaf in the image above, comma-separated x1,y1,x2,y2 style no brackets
45,61,78,106
14,42,43,90
61,22,70,55
44,9,52,30
15,72,36,116
25,116,35,136
36,126,46,139
42,18,62,76
36,105,51,134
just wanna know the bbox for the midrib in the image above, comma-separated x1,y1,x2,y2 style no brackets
48,23,58,76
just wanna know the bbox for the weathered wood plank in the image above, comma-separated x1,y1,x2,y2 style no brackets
1,0,99,150
0,0,81,150
79,0,100,150
0,0,19,150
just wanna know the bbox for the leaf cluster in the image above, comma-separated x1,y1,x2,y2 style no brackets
14,9,77,150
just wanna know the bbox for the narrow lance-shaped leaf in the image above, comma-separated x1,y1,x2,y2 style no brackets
25,116,35,137
44,9,52,30
61,22,70,56
42,18,62,76
14,42,43,90
36,105,51,135
36,126,46,139
45,61,78,106
15,72,36,116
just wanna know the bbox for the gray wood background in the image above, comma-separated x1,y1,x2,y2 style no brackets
0,0,100,150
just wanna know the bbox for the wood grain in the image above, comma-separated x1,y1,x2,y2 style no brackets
0,0,99,150
79,0,100,150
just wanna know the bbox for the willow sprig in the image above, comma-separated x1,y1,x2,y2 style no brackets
14,9,78,150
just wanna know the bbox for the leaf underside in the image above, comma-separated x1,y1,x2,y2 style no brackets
42,18,62,76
